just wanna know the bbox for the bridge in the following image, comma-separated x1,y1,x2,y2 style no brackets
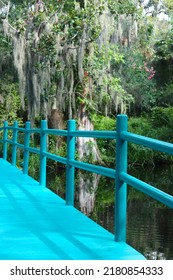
0,115,172,260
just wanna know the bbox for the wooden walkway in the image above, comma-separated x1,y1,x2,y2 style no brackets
0,159,146,260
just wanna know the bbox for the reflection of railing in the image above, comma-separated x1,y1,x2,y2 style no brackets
0,115,173,244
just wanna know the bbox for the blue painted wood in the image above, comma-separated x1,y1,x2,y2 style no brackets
12,121,18,166
71,130,116,139
121,172,173,208
0,159,146,260
115,115,128,242
43,151,67,165
3,121,8,160
16,127,25,132
26,146,40,155
43,129,68,136
1,118,173,214
1,114,173,260
69,159,115,178
23,121,31,175
66,120,76,206
121,131,173,154
40,120,47,187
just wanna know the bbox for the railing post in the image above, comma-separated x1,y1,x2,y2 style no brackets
40,120,47,187
115,114,128,242
3,121,8,161
12,121,18,166
66,120,76,206
23,121,31,174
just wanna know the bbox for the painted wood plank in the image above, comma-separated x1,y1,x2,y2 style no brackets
0,159,146,260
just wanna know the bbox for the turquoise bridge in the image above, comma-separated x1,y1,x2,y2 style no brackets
0,115,172,260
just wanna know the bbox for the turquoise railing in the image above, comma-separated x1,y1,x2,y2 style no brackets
0,114,173,243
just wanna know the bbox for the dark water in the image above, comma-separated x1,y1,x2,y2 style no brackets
87,165,173,260
47,163,173,260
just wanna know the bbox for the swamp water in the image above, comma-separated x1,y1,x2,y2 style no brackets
87,165,173,260
47,164,173,260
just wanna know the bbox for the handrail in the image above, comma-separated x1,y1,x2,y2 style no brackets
69,159,116,178
121,131,173,154
120,172,173,209
0,114,173,244
71,130,116,139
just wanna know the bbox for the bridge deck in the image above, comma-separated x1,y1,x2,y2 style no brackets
0,159,145,260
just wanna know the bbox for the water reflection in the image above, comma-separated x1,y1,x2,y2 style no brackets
127,200,173,260
76,172,100,215
47,164,173,259
76,165,173,260
128,165,173,259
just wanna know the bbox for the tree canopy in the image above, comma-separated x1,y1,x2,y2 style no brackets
0,0,172,124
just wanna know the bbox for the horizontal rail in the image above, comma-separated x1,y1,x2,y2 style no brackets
6,139,13,145
5,126,24,131
26,146,41,155
24,128,68,136
1,127,116,139
70,131,116,139
43,129,68,137
43,151,67,165
1,115,173,246
69,159,116,178
120,172,173,209
16,128,25,132
121,131,173,155
4,140,40,155
16,143,24,149
5,126,14,130
27,128,42,134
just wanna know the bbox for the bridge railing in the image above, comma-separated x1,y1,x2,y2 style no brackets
0,114,173,243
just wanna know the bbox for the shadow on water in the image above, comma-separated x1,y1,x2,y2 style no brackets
47,164,173,260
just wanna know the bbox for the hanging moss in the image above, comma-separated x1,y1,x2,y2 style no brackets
2,0,139,124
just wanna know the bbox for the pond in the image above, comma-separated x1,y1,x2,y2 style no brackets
47,163,173,260
85,165,173,260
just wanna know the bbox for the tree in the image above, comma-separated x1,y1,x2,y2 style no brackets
2,1,141,122
0,0,141,199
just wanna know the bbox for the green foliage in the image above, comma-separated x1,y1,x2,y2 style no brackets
31,0,104,48
0,33,13,76
91,114,116,165
48,174,66,199
128,114,173,165
129,116,152,136
121,47,157,113
0,82,22,126
151,107,173,130
91,114,115,130
1,0,173,170
91,113,173,167
155,36,173,61
108,0,137,16
36,33,56,64
28,153,40,180
83,44,133,113
84,44,124,77
163,0,173,12
153,26,173,88
128,117,155,166
48,139,67,158
156,83,173,106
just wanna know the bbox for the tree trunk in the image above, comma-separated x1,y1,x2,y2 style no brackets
78,106,101,162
